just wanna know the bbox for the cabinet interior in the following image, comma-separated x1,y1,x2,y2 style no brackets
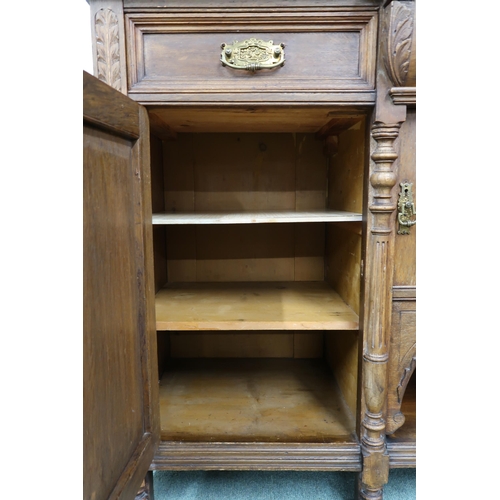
387,371,416,447
148,106,368,444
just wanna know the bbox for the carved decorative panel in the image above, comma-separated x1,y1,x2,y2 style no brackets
95,8,122,91
382,1,415,87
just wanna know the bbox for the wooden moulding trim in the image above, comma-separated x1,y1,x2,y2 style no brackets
389,87,416,106
392,286,416,301
127,92,377,105
124,1,381,12
125,12,378,22
151,442,362,471
387,442,416,468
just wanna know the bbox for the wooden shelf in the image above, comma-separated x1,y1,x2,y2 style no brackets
152,209,362,225
155,281,359,331
159,358,357,443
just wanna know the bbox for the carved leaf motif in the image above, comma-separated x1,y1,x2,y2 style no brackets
384,2,414,87
95,8,121,91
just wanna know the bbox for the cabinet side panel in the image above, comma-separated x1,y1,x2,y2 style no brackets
325,331,359,418
328,119,365,214
393,110,416,287
325,225,361,314
325,119,365,313
151,135,168,292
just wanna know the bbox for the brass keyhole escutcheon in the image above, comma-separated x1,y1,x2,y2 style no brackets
397,182,416,235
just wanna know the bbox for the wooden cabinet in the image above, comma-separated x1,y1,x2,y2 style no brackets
83,1,416,499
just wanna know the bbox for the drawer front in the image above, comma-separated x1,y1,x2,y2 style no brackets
125,9,377,103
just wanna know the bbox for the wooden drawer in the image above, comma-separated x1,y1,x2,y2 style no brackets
125,5,378,104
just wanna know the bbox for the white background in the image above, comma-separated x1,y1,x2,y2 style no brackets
81,0,94,74
1,1,498,499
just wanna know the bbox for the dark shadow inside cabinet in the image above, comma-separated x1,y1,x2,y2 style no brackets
148,107,368,447
387,370,416,448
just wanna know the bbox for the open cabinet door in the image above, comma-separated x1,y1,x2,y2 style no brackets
83,71,159,500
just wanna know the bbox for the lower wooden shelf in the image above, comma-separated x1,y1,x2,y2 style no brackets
155,281,359,331
159,358,357,444
154,358,361,471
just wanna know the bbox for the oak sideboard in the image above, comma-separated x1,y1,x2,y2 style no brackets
83,2,416,499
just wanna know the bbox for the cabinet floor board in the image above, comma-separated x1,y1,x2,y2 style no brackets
159,358,357,443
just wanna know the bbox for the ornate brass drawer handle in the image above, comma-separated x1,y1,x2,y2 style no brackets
220,39,285,73
397,182,416,235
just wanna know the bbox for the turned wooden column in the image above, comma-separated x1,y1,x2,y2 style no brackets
359,122,401,500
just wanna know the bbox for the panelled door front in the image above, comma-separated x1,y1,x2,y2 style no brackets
83,71,159,500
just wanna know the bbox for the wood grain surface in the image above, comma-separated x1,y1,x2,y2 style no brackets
126,8,377,102
83,71,159,500
153,209,361,225
155,281,359,331
159,358,357,442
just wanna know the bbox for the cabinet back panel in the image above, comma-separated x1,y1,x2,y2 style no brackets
294,223,326,281
168,331,324,359
163,133,327,282
163,133,326,212
170,332,294,358
166,223,325,282
295,133,330,210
